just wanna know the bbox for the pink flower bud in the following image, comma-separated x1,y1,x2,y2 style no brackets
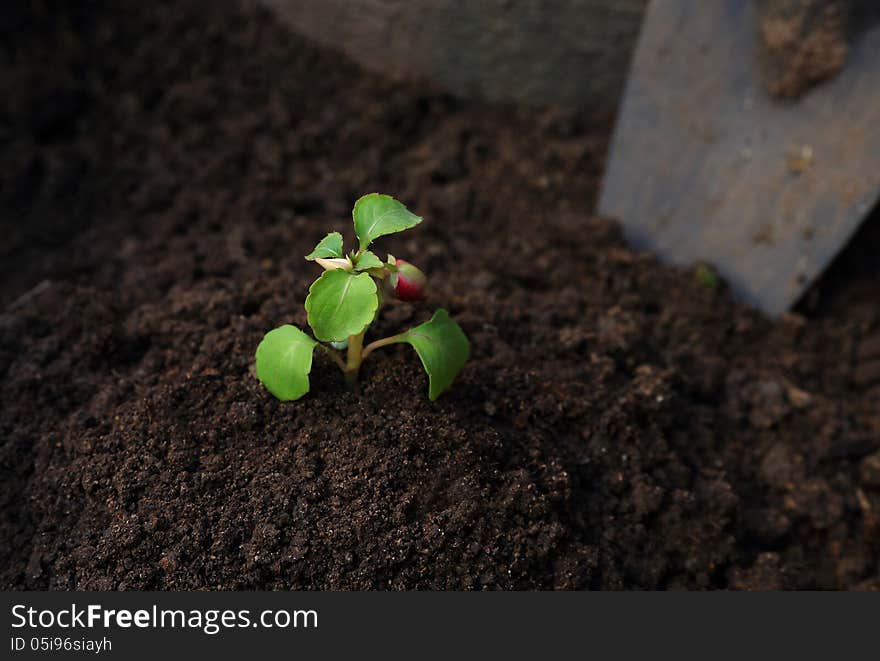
392,259,426,301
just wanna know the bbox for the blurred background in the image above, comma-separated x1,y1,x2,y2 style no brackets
259,0,648,109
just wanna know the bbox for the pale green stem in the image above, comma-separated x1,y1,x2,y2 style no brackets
344,331,365,386
361,333,406,361
317,344,347,372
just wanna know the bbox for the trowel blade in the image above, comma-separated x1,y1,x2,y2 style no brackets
599,0,880,316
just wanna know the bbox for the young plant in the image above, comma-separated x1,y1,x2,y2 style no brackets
255,193,469,402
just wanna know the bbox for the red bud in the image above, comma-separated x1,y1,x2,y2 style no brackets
392,259,426,301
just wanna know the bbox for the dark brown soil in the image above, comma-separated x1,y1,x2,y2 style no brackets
756,0,880,99
2,1,880,590
757,0,850,99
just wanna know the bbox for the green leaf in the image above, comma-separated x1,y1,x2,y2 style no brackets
353,250,384,271
352,193,422,249
305,232,344,260
255,325,317,401
305,269,379,342
392,309,469,400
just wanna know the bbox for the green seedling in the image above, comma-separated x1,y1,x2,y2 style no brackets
255,193,469,401
694,262,720,291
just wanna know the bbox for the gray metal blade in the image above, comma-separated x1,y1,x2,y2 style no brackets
599,0,880,316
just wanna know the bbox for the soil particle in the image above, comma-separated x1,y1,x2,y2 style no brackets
852,361,880,388
2,0,880,590
757,0,851,99
860,453,880,488
759,443,803,489
728,552,792,590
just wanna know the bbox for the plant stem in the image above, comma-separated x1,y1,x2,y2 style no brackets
344,331,365,386
317,344,347,372
361,333,406,360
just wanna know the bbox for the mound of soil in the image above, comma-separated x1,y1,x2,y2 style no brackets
2,1,879,589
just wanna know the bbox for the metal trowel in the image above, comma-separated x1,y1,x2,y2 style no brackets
598,0,880,316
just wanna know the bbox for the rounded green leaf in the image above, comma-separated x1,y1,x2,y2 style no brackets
255,325,318,401
353,194,422,249
305,269,379,342
305,232,344,260
392,309,470,400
